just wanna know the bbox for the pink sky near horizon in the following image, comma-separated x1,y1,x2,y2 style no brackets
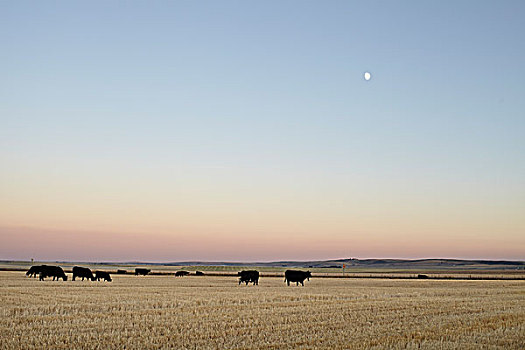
2,160,524,262
1,160,524,262
1,225,523,262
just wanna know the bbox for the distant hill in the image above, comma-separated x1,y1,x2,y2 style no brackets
158,258,524,270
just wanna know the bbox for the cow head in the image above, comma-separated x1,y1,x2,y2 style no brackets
63,275,68,281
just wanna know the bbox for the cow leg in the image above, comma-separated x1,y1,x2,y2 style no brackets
287,280,290,286
301,281,304,286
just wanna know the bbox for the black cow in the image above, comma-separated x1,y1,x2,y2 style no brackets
284,270,311,286
417,274,429,279
26,265,45,278
94,271,112,282
238,270,259,285
72,266,95,281
116,269,127,274
175,271,190,277
195,271,204,276
135,268,151,276
39,266,68,281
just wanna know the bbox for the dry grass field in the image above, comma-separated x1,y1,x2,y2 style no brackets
1,271,524,349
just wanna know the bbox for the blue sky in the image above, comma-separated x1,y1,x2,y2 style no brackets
1,1,524,261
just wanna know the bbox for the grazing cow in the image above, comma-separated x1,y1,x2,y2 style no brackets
72,266,95,281
238,270,259,285
26,265,45,278
284,270,311,286
135,268,151,276
417,274,429,279
39,265,68,281
94,271,112,282
195,271,204,276
175,270,190,277
116,269,127,274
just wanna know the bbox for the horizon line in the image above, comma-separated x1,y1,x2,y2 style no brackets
2,257,524,264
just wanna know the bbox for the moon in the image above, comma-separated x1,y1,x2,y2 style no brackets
364,72,371,81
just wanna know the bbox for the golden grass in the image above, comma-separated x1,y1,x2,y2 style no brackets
1,271,524,349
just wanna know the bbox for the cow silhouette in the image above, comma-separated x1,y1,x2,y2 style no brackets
284,270,311,286
238,270,259,285
39,266,68,281
135,268,151,276
94,271,112,282
72,266,95,281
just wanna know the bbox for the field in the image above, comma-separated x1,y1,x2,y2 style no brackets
1,271,524,349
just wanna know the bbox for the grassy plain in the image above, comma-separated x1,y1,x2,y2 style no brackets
1,271,524,349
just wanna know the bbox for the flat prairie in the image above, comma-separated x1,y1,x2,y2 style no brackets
1,271,523,349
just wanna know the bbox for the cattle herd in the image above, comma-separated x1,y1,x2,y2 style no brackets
25,265,313,286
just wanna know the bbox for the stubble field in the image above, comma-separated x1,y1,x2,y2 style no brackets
1,271,524,349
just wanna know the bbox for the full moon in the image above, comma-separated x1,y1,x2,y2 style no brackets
364,72,371,81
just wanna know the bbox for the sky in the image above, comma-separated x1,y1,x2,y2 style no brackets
1,1,524,262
